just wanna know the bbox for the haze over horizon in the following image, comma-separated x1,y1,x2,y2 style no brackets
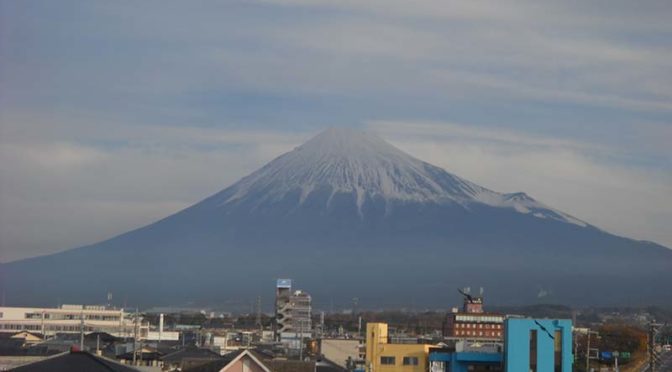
1,1,671,262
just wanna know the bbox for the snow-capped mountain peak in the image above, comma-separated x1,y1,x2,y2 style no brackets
215,128,589,227
221,127,489,207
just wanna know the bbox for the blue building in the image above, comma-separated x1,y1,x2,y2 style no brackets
504,318,573,372
428,318,572,372
429,343,504,372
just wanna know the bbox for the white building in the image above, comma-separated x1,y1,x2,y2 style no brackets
0,305,148,338
275,279,312,351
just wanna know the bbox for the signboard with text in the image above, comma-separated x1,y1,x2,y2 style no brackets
277,279,292,288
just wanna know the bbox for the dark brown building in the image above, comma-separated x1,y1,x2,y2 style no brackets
442,294,505,339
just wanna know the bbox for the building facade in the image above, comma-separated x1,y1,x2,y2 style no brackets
0,305,147,338
429,344,504,372
503,318,573,372
275,279,312,350
369,319,572,372
443,294,504,339
365,323,431,372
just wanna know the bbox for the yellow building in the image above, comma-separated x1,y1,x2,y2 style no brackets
365,323,431,372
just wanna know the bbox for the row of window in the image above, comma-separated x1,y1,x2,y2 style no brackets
0,324,98,332
455,315,503,323
455,330,502,337
456,323,501,329
24,313,121,321
2,324,41,331
380,356,419,366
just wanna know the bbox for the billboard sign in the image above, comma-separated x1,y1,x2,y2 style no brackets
277,279,292,288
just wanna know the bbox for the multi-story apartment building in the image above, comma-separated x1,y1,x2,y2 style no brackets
275,279,312,350
0,304,148,338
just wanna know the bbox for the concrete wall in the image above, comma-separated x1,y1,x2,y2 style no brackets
321,339,360,368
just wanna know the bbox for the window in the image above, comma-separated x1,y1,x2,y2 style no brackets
380,356,395,365
529,330,538,372
403,357,419,366
554,331,563,372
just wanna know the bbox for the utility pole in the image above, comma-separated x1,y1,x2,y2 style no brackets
138,312,143,365
132,308,138,365
79,311,84,351
586,330,598,372
299,319,304,361
649,321,663,372
586,331,590,372
256,296,262,332
320,311,325,339
573,330,579,370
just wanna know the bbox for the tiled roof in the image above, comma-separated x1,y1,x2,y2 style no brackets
161,345,223,362
183,349,347,372
11,351,140,372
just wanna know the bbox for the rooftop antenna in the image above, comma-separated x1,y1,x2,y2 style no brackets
479,287,484,296
458,288,475,304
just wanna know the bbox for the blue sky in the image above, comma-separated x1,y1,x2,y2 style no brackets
1,0,671,261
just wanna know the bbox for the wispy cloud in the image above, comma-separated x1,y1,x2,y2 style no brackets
0,114,308,262
1,0,670,260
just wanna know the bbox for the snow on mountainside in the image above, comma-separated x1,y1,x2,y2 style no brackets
499,192,588,227
4,127,670,308
217,128,589,227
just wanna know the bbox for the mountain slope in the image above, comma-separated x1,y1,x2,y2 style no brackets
207,128,586,227
2,128,670,308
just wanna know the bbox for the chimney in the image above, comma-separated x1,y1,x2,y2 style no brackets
159,314,164,342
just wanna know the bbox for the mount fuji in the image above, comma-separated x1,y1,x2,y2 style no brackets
2,128,671,308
